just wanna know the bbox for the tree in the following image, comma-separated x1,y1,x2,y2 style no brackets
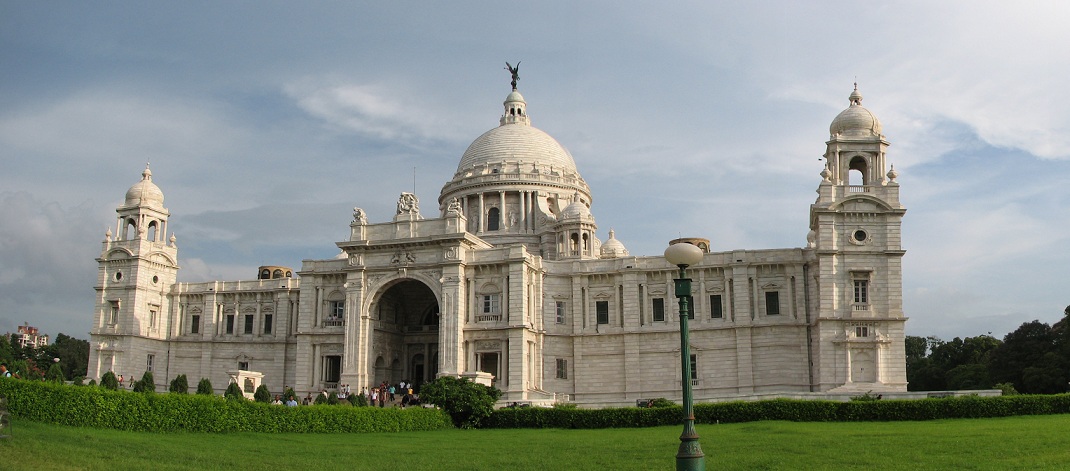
224,382,245,401
419,376,502,429
101,371,119,390
169,374,189,394
45,362,65,383
39,334,89,380
253,384,271,403
132,371,155,393
196,378,214,395
989,320,1066,394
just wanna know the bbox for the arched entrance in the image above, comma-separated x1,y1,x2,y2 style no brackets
371,279,439,388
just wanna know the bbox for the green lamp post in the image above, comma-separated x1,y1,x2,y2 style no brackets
664,241,706,471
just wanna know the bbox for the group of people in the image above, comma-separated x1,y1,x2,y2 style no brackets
265,381,421,408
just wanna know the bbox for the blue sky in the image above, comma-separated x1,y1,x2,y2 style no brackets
1,2,1068,341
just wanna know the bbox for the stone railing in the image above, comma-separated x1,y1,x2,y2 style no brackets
475,314,502,323
322,318,344,327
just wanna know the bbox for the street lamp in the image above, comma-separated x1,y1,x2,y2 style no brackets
664,241,705,471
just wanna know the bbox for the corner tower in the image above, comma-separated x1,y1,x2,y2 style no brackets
809,85,907,392
88,165,178,382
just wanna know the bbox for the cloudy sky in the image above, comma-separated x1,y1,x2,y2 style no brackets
2,2,1068,342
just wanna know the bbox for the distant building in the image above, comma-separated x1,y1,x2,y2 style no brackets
13,323,49,349
87,78,908,406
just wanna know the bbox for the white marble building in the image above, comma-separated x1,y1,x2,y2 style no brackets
88,81,907,405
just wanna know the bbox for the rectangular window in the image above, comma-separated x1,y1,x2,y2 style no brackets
146,354,155,373
856,326,869,338
556,358,568,379
263,314,273,334
710,294,723,319
686,296,695,320
191,314,200,334
596,301,609,325
689,354,698,385
765,291,780,316
854,280,869,304
149,309,158,329
323,355,342,383
109,301,119,325
555,301,566,324
329,300,344,318
482,294,500,314
652,298,665,322
238,361,249,371
244,314,254,334
226,314,235,334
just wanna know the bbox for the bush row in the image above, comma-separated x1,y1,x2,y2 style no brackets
0,378,452,433
484,395,1070,429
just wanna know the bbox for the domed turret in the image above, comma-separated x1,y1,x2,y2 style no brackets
599,229,629,259
125,165,165,208
829,84,882,137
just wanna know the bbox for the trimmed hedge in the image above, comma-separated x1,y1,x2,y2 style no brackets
485,395,1070,429
0,378,452,433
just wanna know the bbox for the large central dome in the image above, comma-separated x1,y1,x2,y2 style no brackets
455,89,579,174
457,124,578,174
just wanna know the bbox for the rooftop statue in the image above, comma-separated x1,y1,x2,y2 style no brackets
504,61,520,90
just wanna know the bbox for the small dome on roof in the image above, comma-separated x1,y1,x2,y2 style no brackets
125,165,165,208
600,229,629,258
559,197,591,220
829,84,882,137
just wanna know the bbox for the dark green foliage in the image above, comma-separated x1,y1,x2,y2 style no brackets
132,372,155,393
0,377,453,433
649,398,674,407
284,387,296,401
169,374,188,394
314,392,327,405
351,393,368,407
41,334,90,380
224,382,245,401
485,395,1070,429
87,379,96,387
196,378,213,395
71,376,85,386
101,371,119,391
45,362,65,383
254,384,271,403
327,392,339,405
420,376,502,428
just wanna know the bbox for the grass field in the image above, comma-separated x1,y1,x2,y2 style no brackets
4,415,1070,470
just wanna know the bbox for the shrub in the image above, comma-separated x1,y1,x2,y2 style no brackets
224,382,245,401
87,379,97,387
649,398,675,408
850,391,882,402
314,392,328,405
351,393,368,407
196,378,213,395
132,372,155,393
327,392,339,405
71,376,85,386
45,363,65,383
254,384,271,403
169,374,189,394
996,382,1020,396
284,387,296,401
101,371,119,391
0,378,454,433
420,376,502,429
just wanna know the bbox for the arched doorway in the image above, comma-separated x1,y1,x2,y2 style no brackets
371,279,440,388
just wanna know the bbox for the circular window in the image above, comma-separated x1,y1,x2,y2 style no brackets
152,275,159,284
853,230,868,242
114,272,123,281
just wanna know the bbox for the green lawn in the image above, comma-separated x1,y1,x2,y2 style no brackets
4,415,1070,470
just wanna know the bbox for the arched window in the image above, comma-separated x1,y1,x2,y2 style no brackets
582,233,590,252
487,207,501,231
124,219,137,240
146,221,158,242
570,233,580,255
272,269,283,279
849,156,868,185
